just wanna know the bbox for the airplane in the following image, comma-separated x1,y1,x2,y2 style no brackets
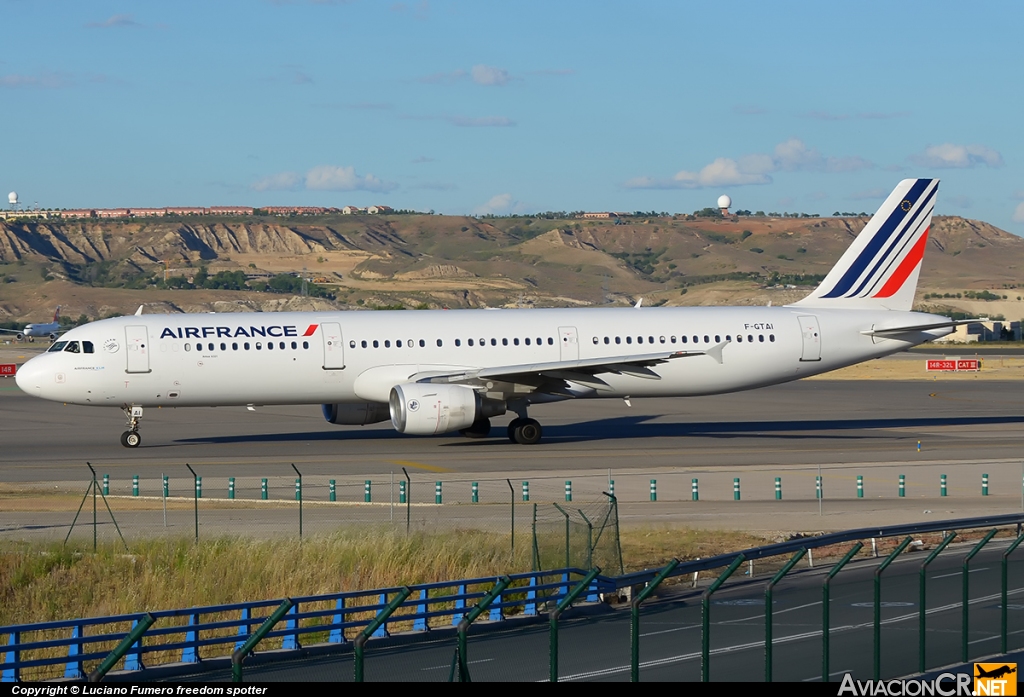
975,665,1016,680
15,179,972,448
0,306,62,342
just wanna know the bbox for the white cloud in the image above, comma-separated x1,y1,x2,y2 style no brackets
471,65,511,86
473,193,524,215
1013,202,1024,223
626,138,870,190
0,72,74,89
448,115,515,127
251,172,301,191
910,143,1004,169
305,165,397,192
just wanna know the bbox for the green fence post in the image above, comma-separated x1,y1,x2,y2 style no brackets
631,559,680,682
823,542,863,682
471,482,478,503
294,478,301,501
553,503,571,570
162,475,168,498
650,479,657,502
364,480,371,503
899,474,905,497
733,478,740,501
766,548,807,682
454,577,512,682
1002,532,1024,654
231,599,293,683
702,553,746,682
261,478,268,500
963,528,998,663
522,481,529,502
920,532,957,673
609,480,615,497
982,473,989,496
435,481,442,504
354,588,412,683
692,478,699,501
857,476,863,498
228,477,235,500
550,568,602,683
291,464,302,540
941,474,947,497
399,480,406,504
775,477,782,500
565,480,572,502
874,536,913,680
329,479,336,502
132,475,139,497
816,475,822,499
103,474,109,496
186,464,199,544
88,613,156,683
196,476,202,499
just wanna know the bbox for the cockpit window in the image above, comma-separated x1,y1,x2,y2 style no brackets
83,341,94,354
63,342,81,353
48,341,68,352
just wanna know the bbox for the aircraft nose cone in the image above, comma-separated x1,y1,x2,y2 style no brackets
15,357,45,393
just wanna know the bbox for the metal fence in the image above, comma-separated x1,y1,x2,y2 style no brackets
4,513,1024,682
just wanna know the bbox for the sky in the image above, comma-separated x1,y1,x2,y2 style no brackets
2,1,1023,232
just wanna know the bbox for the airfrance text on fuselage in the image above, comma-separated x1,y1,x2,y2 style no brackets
159,326,308,340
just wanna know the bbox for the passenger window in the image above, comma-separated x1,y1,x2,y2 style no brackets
291,341,297,349
455,339,461,347
659,336,665,344
748,335,753,342
267,342,274,350
770,334,775,342
302,341,308,349
615,337,621,344
737,335,743,343
692,336,698,343
603,337,609,345
547,338,554,345
64,341,80,353
221,342,227,351
626,336,632,344
725,335,731,342
759,334,765,342
649,336,654,344
514,338,520,346
703,336,710,343
361,340,367,348
373,340,379,348
397,339,403,348
681,336,687,344
502,338,508,346
525,338,531,346
185,343,191,352
233,342,239,350
408,339,414,348
491,338,497,346
256,342,262,350
536,338,542,345
384,340,390,348
715,335,720,343
349,340,356,349
468,338,474,347
670,336,676,343
437,339,443,347
244,342,251,350
420,339,426,347
637,336,643,344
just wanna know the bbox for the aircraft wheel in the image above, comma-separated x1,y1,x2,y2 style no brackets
514,419,543,445
507,418,524,443
121,431,141,448
460,418,491,438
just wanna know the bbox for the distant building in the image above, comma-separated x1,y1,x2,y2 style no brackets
165,207,207,216
342,206,364,215
58,209,96,219
130,208,166,217
366,205,393,214
95,208,130,218
580,212,612,219
209,206,254,215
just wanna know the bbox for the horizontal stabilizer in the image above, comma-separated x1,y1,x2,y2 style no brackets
861,318,988,336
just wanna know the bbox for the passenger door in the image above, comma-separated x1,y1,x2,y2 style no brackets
558,326,579,362
125,325,151,373
797,315,821,362
321,322,345,370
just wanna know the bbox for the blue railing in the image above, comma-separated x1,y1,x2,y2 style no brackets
1,568,607,681
5,511,1024,682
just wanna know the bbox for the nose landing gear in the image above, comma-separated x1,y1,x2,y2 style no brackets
120,405,143,448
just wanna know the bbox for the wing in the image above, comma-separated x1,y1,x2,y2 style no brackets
0,328,24,335
411,341,728,395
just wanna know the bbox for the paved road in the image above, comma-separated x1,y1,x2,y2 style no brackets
132,538,1024,682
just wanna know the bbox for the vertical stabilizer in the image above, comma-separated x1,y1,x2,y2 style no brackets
791,178,938,311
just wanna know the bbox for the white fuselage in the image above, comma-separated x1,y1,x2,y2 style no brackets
15,306,950,410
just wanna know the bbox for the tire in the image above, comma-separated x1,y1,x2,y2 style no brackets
122,431,141,448
514,419,542,445
506,418,523,443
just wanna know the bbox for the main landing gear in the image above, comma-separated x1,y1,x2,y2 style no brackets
507,417,542,445
120,405,143,448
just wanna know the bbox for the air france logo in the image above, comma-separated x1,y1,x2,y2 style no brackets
408,400,420,412
159,325,303,340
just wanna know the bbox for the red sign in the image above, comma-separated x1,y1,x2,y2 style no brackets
926,358,980,372
0,364,16,376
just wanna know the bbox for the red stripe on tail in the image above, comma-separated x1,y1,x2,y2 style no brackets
873,228,929,298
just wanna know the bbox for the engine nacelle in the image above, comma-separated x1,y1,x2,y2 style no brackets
389,383,505,435
321,402,392,426
15,332,24,341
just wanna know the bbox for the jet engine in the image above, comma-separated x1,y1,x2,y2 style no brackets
15,332,24,341
389,383,505,435
321,402,392,426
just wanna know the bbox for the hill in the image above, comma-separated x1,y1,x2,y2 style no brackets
0,213,1021,323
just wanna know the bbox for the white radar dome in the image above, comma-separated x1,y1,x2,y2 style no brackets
717,194,731,209
7,192,17,205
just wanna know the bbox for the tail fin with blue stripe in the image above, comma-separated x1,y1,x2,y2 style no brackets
792,178,938,312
